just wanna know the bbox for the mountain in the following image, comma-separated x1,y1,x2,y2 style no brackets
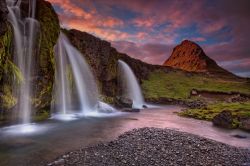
0,0,249,122
163,40,236,77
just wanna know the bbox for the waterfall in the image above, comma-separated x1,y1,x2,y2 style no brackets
53,33,99,116
118,60,145,108
7,0,40,124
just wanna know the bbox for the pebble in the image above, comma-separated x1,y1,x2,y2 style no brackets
47,127,250,166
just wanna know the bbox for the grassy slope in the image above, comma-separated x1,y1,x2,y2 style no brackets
179,102,250,128
142,70,250,128
142,70,250,100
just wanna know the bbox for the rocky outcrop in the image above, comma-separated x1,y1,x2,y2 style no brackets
0,0,8,36
0,0,60,118
163,40,236,78
212,110,233,128
33,0,60,110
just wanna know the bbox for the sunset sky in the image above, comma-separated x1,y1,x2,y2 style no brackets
48,0,250,77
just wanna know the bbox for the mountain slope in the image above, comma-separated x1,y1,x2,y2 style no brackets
163,40,236,78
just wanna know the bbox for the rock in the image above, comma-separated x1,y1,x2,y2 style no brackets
239,118,250,131
142,105,148,108
232,134,247,139
228,94,249,103
191,89,198,95
0,0,8,36
122,108,140,113
163,40,236,78
115,97,133,108
53,158,65,165
66,29,171,100
212,110,233,128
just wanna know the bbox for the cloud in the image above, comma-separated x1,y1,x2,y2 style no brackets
112,41,172,64
47,0,250,76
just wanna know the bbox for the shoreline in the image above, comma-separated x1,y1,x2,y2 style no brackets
48,127,250,166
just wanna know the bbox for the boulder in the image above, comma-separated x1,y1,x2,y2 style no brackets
212,110,233,128
115,97,133,108
0,0,8,36
190,89,198,96
239,118,250,131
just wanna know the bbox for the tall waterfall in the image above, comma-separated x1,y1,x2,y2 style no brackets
118,60,145,108
53,33,99,116
7,0,40,124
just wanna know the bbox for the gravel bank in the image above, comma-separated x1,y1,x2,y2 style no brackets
48,128,250,166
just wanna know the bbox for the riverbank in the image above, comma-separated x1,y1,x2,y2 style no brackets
48,127,250,166
1,106,250,166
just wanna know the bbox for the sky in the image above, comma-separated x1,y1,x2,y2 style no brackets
48,0,250,77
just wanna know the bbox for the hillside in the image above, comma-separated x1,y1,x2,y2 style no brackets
0,0,249,122
163,40,237,79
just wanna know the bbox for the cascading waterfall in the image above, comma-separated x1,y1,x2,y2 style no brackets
118,60,145,108
53,33,99,117
7,0,39,124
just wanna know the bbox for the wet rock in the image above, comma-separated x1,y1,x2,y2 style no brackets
0,0,8,36
115,97,133,108
232,134,247,139
122,108,140,113
240,118,250,131
212,110,233,128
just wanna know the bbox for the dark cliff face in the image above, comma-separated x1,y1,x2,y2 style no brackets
0,0,60,114
0,0,8,36
163,40,236,78
65,29,171,100
65,29,119,98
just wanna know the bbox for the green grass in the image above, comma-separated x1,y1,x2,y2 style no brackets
179,102,250,128
179,102,250,121
142,71,250,100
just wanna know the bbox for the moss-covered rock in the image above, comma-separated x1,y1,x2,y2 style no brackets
32,0,60,110
0,0,60,122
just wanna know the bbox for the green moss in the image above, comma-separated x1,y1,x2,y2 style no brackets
33,109,50,122
0,24,12,81
37,1,60,73
33,1,60,110
142,70,250,100
100,95,115,104
179,102,250,126
0,85,17,110
5,60,24,85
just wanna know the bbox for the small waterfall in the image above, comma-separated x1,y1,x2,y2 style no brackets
118,60,145,108
53,33,99,116
7,0,40,124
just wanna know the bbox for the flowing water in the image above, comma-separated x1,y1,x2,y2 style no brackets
7,0,39,124
0,106,249,166
53,33,110,118
118,60,145,108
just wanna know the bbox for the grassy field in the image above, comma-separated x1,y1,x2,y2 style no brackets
179,102,250,127
179,102,250,120
142,70,250,100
